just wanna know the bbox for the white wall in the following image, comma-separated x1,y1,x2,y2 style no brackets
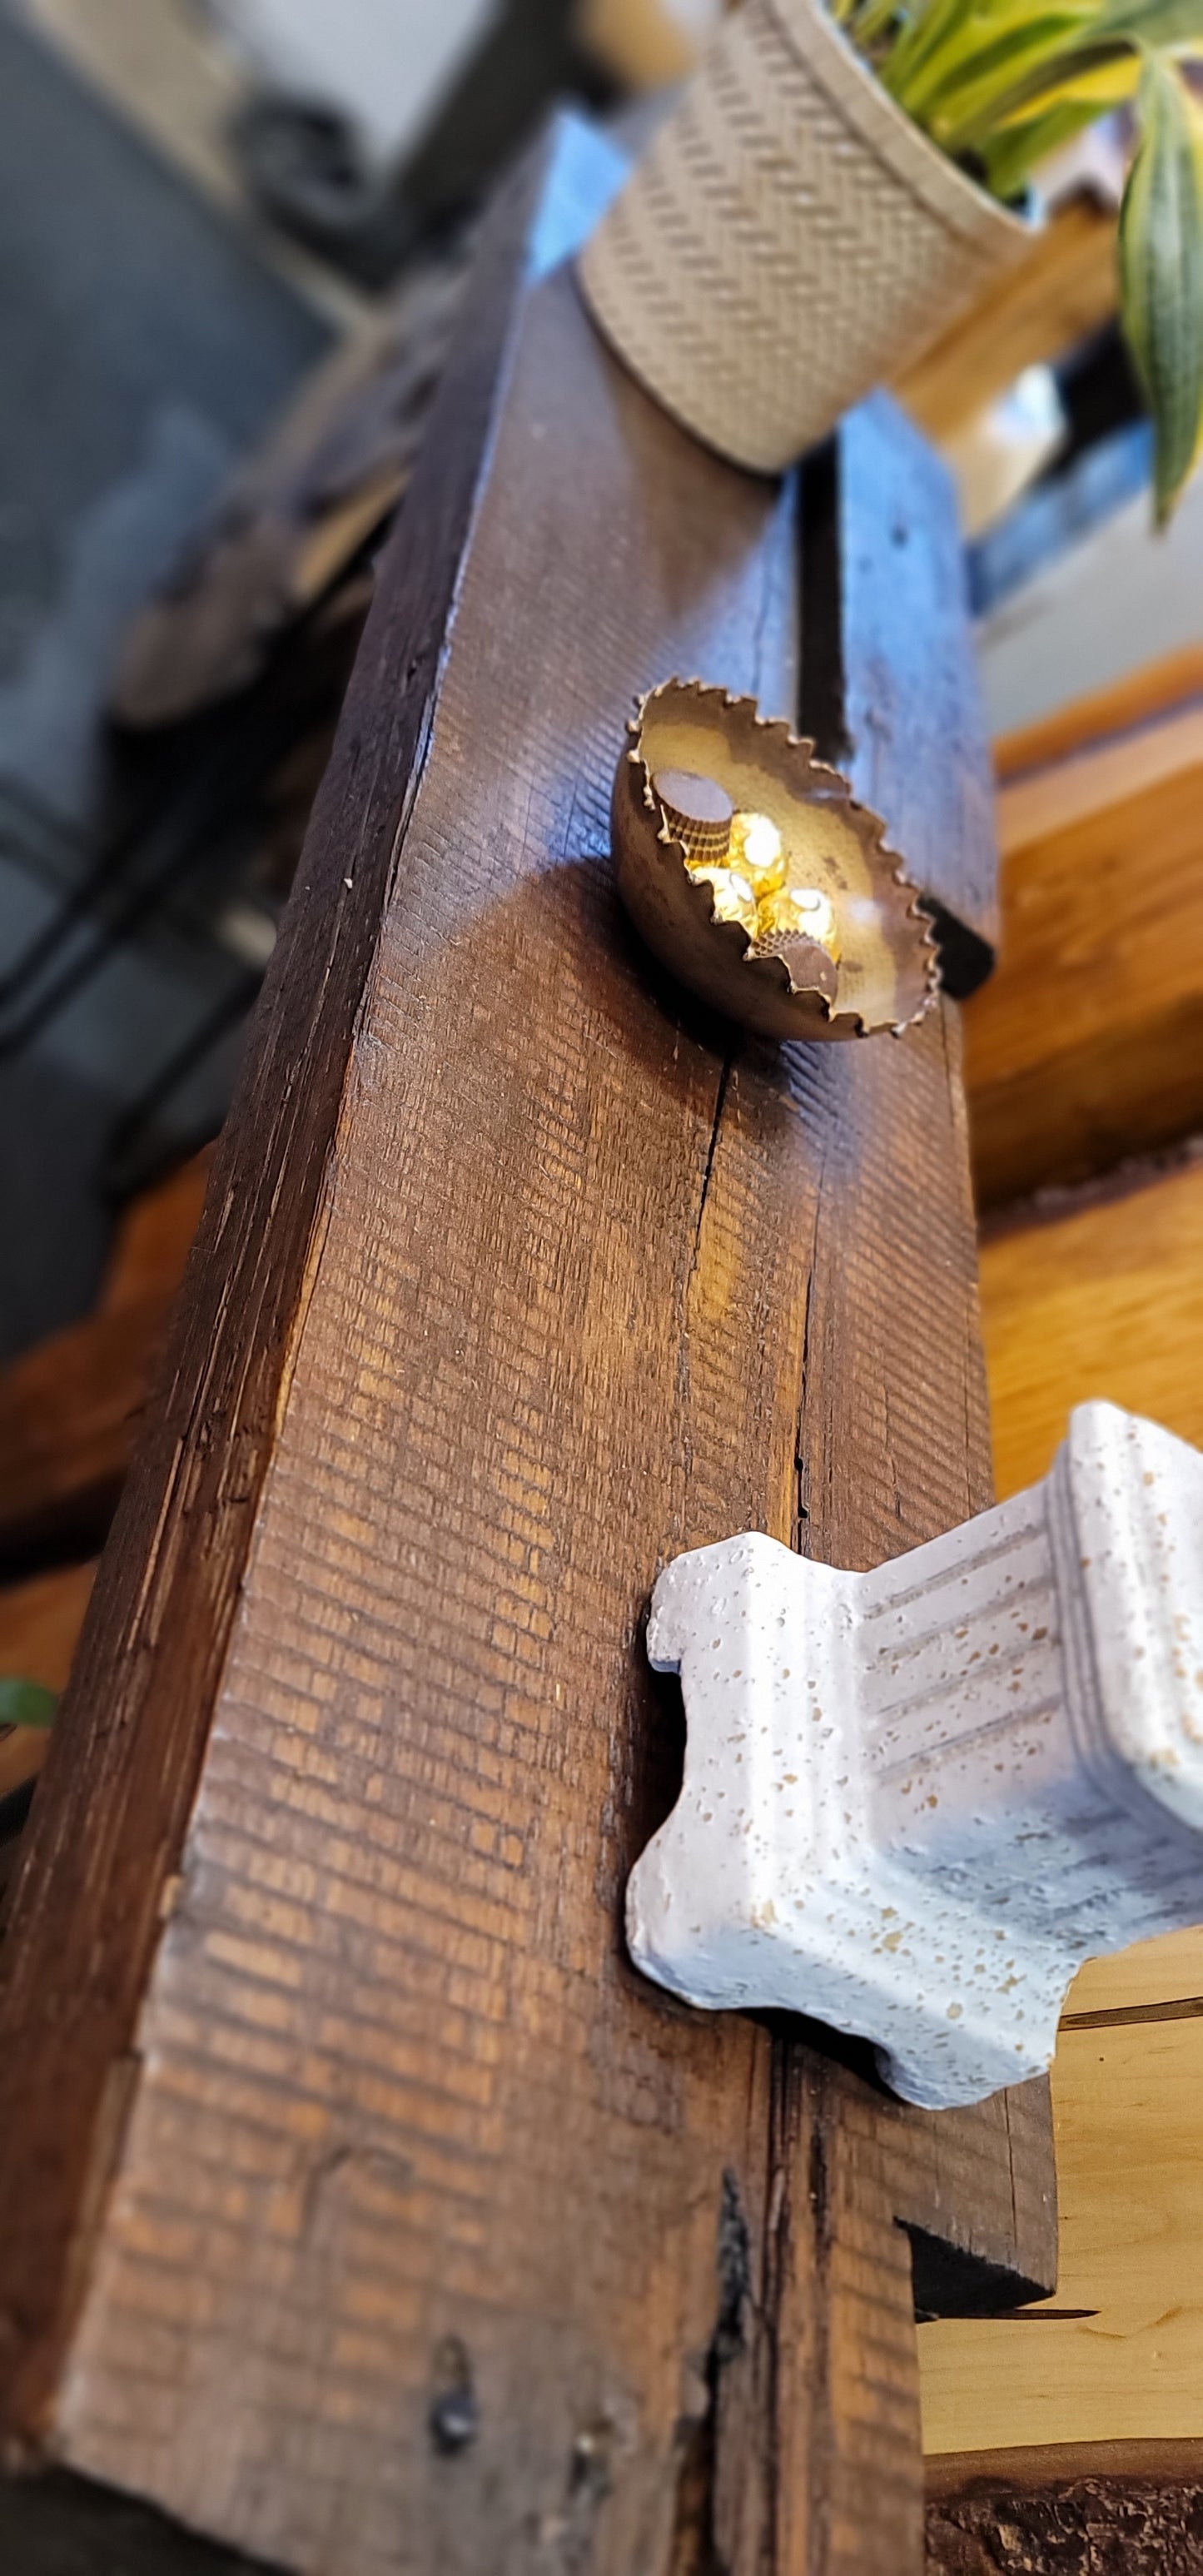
978,467,1203,736
210,0,498,162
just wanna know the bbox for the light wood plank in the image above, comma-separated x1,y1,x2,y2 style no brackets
997,700,1203,853
995,640,1203,781
979,1158,1203,1503
966,703,1203,1208
1064,1934,1203,2021
922,2016,1203,2453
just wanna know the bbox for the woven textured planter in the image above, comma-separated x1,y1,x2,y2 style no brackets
578,0,1032,473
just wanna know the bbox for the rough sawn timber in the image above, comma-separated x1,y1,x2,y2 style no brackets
0,117,1053,2576
802,395,999,999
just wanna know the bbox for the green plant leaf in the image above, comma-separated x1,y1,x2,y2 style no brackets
982,91,1121,190
843,0,907,47
881,0,985,110
967,45,1138,178
1096,0,1203,43
0,1674,57,1728
1120,52,1203,517
837,0,1203,519
888,2,1087,117
987,50,1141,114
923,27,1141,152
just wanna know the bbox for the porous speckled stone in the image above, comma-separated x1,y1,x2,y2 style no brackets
629,1401,1203,2107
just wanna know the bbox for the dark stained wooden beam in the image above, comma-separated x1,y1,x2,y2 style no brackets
802,393,999,999
0,110,590,2458
0,116,1053,2576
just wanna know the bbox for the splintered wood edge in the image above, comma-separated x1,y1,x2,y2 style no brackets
624,678,940,1039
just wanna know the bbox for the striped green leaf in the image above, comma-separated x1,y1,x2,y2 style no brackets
1120,52,1203,517
982,90,1126,191
840,0,1203,515
1096,0,1203,42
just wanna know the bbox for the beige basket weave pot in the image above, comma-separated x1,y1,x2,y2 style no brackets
578,0,1032,473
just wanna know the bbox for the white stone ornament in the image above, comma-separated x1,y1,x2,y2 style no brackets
629,1402,1203,2109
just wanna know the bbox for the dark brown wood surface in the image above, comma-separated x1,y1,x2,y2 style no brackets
802,394,999,998
927,2443,1203,2573
0,117,1053,2576
0,115,566,2453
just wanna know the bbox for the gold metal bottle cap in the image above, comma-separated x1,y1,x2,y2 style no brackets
650,766,733,863
617,680,937,1043
762,935,839,1007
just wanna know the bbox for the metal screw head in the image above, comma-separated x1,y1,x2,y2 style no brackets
429,2336,478,2455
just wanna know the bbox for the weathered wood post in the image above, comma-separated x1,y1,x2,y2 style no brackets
0,119,1053,2576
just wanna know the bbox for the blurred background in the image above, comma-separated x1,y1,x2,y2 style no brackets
0,0,1200,1703
0,0,1194,1370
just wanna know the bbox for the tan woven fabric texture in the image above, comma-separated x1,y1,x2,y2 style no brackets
579,0,1031,472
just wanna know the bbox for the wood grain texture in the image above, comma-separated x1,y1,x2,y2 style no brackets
0,122,564,2449
966,699,1203,1209
922,2015,1203,2457
0,122,1052,2576
1063,1928,1203,2021
928,2438,1203,2494
894,197,1116,447
802,395,998,995
978,1156,1203,1499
